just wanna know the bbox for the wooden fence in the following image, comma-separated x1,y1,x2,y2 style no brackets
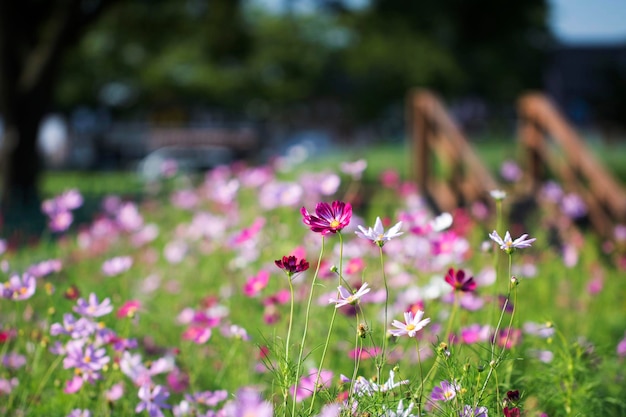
408,89,498,213
409,89,626,240
517,93,626,239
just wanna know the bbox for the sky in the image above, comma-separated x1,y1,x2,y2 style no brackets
253,0,626,45
549,0,626,44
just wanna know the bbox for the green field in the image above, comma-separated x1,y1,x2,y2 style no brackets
1,138,625,417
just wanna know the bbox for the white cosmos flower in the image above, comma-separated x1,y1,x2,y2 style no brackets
355,217,403,247
489,230,536,254
429,212,453,232
328,283,371,308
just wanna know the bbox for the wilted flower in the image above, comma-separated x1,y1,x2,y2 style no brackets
301,201,352,235
355,217,403,246
488,231,536,254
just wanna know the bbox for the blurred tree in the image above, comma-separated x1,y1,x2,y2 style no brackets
346,0,553,116
0,0,120,216
1,0,555,225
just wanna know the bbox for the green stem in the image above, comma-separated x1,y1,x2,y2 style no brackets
293,236,325,416
308,232,344,413
284,274,296,414
377,245,389,383
476,253,516,408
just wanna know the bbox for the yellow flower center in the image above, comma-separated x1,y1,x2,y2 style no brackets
329,219,340,229
406,324,416,331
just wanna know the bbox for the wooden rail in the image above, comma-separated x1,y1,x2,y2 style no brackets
408,89,498,213
518,93,626,239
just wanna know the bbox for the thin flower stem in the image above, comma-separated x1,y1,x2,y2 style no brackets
443,291,459,343
350,311,364,397
293,236,326,416
377,245,389,383
22,354,63,416
476,253,516,408
308,232,344,412
415,338,425,413
284,273,296,414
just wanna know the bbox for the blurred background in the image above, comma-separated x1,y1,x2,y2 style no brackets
1,0,625,226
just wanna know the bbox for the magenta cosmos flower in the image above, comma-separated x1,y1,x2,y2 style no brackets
445,268,477,292
275,255,309,277
301,201,352,235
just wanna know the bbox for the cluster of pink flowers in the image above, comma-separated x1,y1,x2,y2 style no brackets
41,189,83,232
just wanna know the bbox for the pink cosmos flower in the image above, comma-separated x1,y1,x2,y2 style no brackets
64,376,84,394
163,240,188,264
389,310,431,338
117,300,141,319
2,273,36,300
349,346,381,360
222,387,273,417
182,326,212,344
106,383,125,402
340,159,367,180
291,368,333,402
27,259,62,277
48,211,74,232
345,257,365,275
231,217,265,245
2,352,26,369
171,189,199,209
136,384,171,417
459,324,491,344
430,380,460,402
73,293,113,318
243,270,270,297
494,328,522,349
166,368,190,393
0,377,18,395
102,256,133,276
116,202,144,232
616,333,626,357
301,201,352,235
